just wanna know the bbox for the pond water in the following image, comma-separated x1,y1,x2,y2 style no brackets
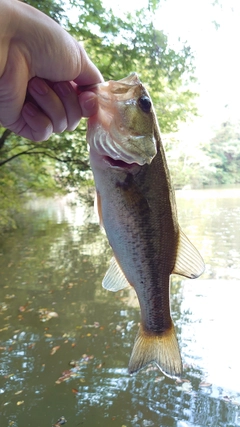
0,187,240,427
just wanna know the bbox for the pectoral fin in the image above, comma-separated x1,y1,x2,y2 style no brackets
95,191,103,227
172,228,205,279
102,257,131,292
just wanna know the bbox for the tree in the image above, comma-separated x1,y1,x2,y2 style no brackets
0,0,198,231
20,0,66,23
202,121,240,185
68,0,197,131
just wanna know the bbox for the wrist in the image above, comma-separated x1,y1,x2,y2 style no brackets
0,0,17,77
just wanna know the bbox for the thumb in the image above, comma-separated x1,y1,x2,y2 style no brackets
0,46,28,130
73,44,103,86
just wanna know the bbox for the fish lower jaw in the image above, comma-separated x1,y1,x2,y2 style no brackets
103,155,141,172
89,147,141,173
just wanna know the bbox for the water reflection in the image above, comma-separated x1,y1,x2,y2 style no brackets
0,188,240,427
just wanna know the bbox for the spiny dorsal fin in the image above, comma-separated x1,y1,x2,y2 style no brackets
102,257,131,292
172,228,205,279
128,322,182,379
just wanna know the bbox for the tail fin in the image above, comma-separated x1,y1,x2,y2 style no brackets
128,322,182,379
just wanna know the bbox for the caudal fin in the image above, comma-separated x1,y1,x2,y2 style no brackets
128,322,182,379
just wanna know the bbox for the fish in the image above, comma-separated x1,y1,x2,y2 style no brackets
87,73,205,379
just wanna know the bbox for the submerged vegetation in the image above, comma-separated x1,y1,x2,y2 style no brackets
0,0,238,231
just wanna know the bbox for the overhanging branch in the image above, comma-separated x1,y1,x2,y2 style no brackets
25,151,89,169
0,148,89,170
0,129,12,150
0,146,38,167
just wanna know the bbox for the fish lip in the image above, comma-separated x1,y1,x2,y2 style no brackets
77,82,102,93
103,155,142,172
78,74,140,94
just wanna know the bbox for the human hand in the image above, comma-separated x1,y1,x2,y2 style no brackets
0,0,103,141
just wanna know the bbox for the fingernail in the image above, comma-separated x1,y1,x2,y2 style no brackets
30,78,49,95
83,96,97,114
54,82,72,97
24,102,37,117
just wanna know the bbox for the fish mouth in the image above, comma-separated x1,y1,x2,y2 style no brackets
103,155,141,171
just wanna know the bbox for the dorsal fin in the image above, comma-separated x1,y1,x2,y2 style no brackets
102,257,131,292
172,228,205,279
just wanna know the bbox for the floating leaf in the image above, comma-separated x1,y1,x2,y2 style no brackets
5,294,15,299
16,400,24,406
18,302,29,312
95,363,103,369
154,376,164,383
0,303,8,312
82,354,94,361
67,283,74,289
46,311,58,318
53,416,67,426
199,382,212,388
0,327,9,332
55,370,72,384
38,309,59,322
222,395,231,402
50,346,60,355
176,378,190,384
28,343,35,350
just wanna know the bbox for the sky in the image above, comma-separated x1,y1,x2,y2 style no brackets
154,0,240,123
68,0,240,142
102,0,240,142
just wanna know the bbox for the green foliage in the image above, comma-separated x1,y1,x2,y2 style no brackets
202,121,240,185
164,136,215,189
165,120,240,189
1,0,199,232
22,0,66,23
68,1,197,132
0,129,59,231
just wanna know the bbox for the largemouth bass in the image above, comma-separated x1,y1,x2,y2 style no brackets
87,73,205,379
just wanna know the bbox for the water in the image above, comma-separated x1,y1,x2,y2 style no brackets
0,188,240,427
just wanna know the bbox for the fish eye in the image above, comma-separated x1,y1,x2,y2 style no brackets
138,96,151,113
